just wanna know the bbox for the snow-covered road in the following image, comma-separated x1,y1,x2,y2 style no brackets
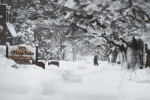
0,57,150,100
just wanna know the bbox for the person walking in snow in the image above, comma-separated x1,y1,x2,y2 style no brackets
94,55,98,66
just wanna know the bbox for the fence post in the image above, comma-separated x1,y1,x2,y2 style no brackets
35,46,38,62
6,42,9,58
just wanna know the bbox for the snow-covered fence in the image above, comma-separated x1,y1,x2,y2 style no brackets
32,60,45,69
48,61,59,67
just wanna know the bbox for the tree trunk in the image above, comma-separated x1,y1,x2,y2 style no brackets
72,47,76,61
145,44,150,68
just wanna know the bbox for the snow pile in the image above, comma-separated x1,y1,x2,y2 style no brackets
0,45,6,56
0,55,150,100
0,54,16,68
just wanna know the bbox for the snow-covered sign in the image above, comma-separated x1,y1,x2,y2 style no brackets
9,46,35,64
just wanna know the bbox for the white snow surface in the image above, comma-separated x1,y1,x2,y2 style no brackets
0,55,150,100
6,23,17,37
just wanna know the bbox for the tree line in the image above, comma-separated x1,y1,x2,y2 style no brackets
10,0,150,69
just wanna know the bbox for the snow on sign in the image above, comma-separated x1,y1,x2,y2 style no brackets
9,46,34,64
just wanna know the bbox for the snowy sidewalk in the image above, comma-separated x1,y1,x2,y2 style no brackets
0,59,150,100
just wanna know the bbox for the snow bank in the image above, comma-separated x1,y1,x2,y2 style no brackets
0,54,16,68
0,45,6,56
0,55,150,100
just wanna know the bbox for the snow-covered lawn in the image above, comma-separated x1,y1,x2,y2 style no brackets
0,55,150,100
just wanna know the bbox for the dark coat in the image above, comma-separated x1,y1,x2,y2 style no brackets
94,56,98,66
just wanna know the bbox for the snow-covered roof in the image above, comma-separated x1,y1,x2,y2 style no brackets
6,23,17,37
